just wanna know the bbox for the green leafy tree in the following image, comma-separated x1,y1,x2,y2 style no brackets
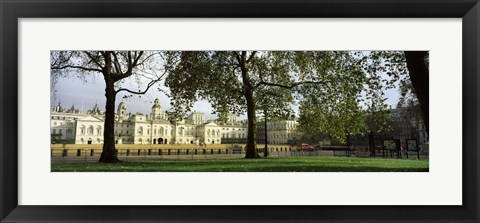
51,51,166,163
256,85,294,157
164,51,372,158
299,51,428,144
360,51,429,135
297,51,371,143
298,51,423,144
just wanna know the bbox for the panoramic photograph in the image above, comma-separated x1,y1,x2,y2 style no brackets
50,51,429,172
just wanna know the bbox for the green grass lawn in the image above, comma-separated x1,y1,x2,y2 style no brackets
51,156,429,172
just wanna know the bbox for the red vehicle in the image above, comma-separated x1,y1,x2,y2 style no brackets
297,143,314,151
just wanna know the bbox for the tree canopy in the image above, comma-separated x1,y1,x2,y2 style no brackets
164,51,416,158
51,51,166,162
50,50,428,161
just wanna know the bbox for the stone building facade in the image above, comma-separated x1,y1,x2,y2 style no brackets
257,119,300,145
51,99,250,145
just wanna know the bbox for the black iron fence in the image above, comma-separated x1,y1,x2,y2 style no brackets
51,145,429,164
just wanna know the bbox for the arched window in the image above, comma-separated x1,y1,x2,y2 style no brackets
216,130,219,137
207,129,211,137
88,126,94,135
138,126,143,135
96,126,102,135
179,128,184,136
80,125,86,135
158,127,164,136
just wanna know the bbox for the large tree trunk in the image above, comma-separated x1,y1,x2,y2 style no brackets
263,109,269,157
99,54,120,163
404,51,429,134
238,51,260,159
99,78,120,163
244,88,260,158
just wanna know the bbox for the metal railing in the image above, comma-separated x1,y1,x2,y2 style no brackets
51,147,313,163
51,145,428,164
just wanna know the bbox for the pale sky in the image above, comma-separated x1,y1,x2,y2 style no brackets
51,73,400,120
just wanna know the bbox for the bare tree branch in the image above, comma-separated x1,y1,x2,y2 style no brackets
83,51,104,69
254,80,329,89
51,51,75,67
51,65,103,73
135,52,155,67
233,51,241,64
115,69,167,95
246,51,257,63
111,52,123,74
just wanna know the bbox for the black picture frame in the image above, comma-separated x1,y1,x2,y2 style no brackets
1,0,478,222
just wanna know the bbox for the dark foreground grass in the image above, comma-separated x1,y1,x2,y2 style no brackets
51,156,429,172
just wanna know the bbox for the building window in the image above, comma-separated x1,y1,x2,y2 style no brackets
88,126,94,135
